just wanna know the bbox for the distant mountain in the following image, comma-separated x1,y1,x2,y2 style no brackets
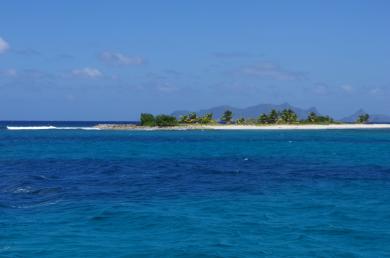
341,109,390,123
171,103,319,120
340,109,366,123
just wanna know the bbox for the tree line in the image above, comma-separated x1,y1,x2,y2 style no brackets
140,109,370,127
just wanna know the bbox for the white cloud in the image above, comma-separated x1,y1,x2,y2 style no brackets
100,51,144,66
340,84,354,93
240,63,305,81
72,67,102,78
0,37,10,54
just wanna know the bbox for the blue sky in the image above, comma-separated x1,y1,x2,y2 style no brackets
1,0,389,120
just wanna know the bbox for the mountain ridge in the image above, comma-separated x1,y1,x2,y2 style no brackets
341,109,390,123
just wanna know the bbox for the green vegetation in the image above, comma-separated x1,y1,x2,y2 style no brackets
221,110,233,124
255,109,337,125
307,112,317,123
199,113,214,124
304,112,334,124
140,113,156,126
179,113,215,124
356,113,370,124
258,113,268,124
155,115,178,127
139,108,368,127
184,112,198,123
280,109,298,124
140,113,178,127
257,109,298,124
178,115,189,123
141,112,215,127
236,117,246,125
268,109,279,124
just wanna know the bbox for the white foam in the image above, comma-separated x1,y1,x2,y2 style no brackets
55,127,101,130
6,126,100,130
7,126,56,130
13,187,33,193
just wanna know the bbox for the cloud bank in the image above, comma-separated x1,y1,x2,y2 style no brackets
72,67,102,78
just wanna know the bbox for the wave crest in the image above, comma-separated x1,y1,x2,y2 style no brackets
6,126,100,130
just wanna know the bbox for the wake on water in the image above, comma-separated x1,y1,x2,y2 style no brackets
6,126,100,130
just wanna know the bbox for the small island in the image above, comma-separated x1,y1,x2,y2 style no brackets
94,109,390,130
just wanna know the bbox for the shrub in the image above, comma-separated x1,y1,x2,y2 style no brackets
140,113,155,126
179,115,189,123
155,115,178,127
199,113,214,124
236,117,246,124
305,112,335,124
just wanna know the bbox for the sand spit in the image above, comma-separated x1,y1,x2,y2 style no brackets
95,124,390,131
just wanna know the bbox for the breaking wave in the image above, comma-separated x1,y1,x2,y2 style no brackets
7,126,100,130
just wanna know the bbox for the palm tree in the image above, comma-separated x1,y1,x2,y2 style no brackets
199,113,213,124
258,113,268,124
188,112,197,123
268,109,279,124
307,112,317,123
356,113,369,124
281,109,298,124
221,110,233,124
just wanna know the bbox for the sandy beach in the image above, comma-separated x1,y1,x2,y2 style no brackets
95,123,390,130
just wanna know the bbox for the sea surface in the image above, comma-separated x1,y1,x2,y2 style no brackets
1,122,390,257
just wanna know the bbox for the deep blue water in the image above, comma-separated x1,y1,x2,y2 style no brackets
1,123,390,257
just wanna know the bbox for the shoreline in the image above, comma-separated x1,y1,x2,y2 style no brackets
94,123,390,131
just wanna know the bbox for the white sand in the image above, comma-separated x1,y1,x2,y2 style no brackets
204,124,390,130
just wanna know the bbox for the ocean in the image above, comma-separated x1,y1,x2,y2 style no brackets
1,122,390,257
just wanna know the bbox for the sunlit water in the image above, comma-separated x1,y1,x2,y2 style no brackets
1,125,390,257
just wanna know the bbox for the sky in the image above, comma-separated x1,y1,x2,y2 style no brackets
1,0,390,120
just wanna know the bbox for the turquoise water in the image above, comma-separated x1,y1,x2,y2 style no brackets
1,128,390,257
